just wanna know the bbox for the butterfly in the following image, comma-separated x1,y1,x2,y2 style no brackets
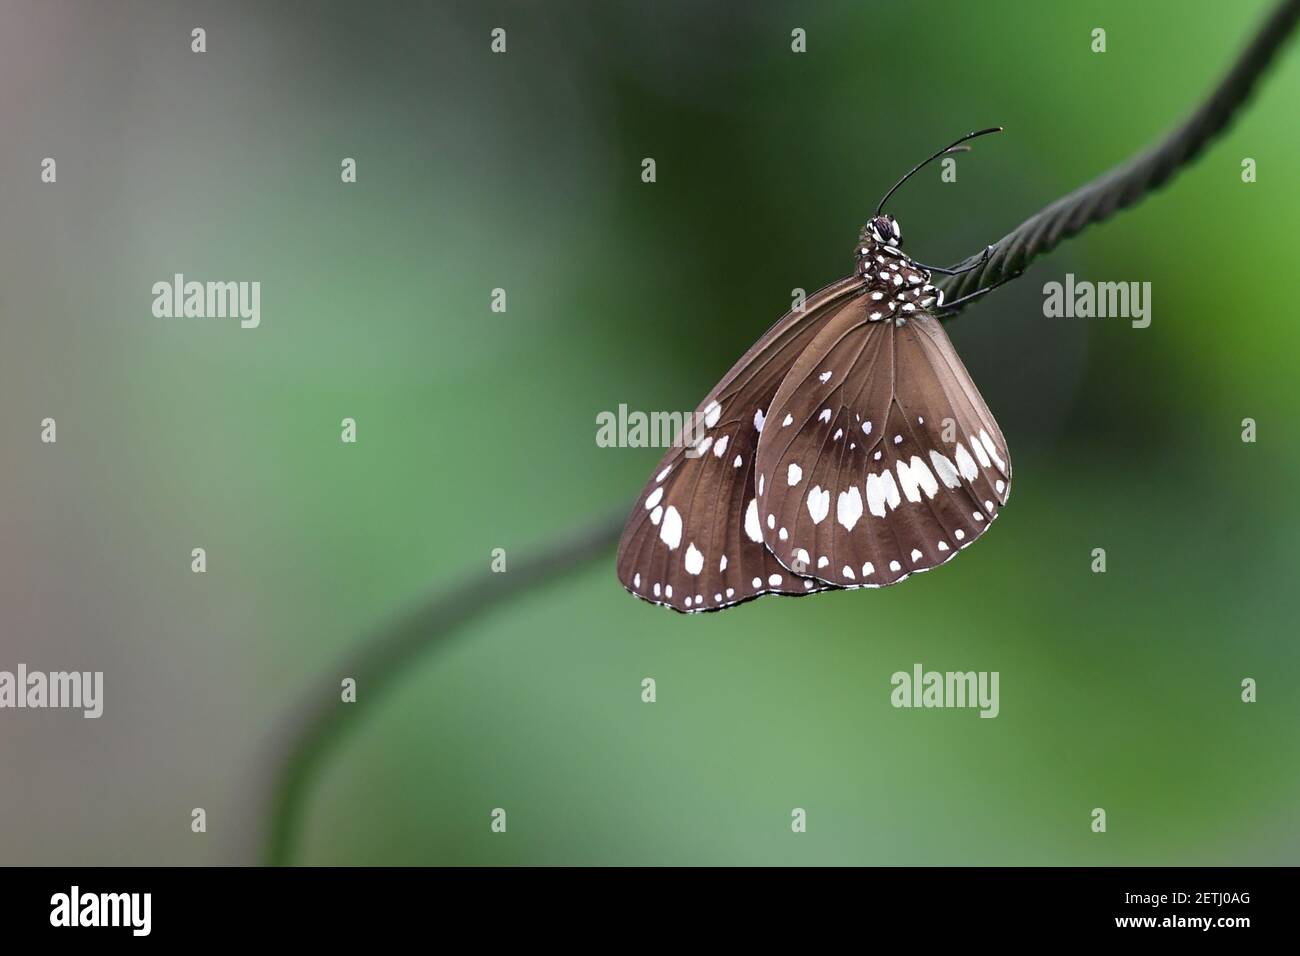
617,129,1012,613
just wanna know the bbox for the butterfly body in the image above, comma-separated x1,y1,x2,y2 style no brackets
618,132,1011,614
853,215,943,323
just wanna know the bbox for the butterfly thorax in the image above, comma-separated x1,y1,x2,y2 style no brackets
853,217,940,324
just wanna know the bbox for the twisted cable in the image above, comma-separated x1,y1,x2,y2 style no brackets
937,0,1300,311
260,0,1300,864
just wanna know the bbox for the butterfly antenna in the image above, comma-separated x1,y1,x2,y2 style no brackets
875,127,1003,217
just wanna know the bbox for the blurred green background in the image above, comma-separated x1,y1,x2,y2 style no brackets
1,0,1297,865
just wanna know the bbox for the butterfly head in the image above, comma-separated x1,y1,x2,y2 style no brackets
867,215,902,248
855,215,903,265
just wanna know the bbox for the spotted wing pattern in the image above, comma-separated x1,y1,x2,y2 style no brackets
619,216,1012,613
616,278,862,613
753,299,1011,589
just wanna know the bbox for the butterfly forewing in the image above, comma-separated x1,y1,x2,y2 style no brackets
754,301,1011,588
616,277,863,612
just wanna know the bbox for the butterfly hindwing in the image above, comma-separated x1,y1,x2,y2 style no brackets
754,301,1011,588
616,278,863,612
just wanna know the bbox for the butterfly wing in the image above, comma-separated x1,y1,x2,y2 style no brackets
616,277,864,612
754,301,1011,588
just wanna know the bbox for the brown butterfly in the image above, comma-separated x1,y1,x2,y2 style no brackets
617,130,1012,613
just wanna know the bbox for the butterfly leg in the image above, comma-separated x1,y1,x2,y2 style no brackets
933,282,995,314
913,244,994,276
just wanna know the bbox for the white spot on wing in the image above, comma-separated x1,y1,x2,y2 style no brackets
659,506,682,549
866,470,900,517
704,400,722,428
787,463,802,486
929,450,961,488
896,456,939,501
744,499,762,543
713,434,729,458
979,429,1006,470
955,443,979,480
684,543,704,575
807,486,830,524
837,486,864,531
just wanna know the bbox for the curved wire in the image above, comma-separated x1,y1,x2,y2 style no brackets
259,0,1300,864
936,0,1300,313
